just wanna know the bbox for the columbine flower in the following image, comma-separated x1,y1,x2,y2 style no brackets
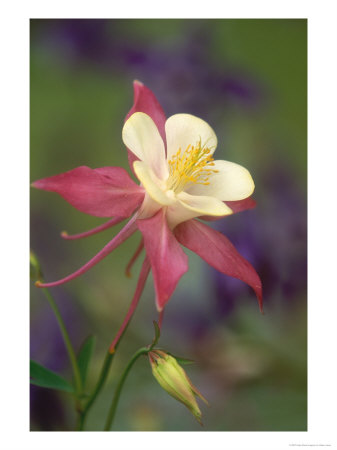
148,350,208,424
32,81,262,351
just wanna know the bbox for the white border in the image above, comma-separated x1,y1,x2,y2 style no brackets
1,1,337,449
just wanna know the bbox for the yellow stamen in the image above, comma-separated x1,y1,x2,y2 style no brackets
167,140,217,193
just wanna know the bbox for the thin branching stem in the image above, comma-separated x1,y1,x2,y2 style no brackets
104,347,149,431
42,288,83,396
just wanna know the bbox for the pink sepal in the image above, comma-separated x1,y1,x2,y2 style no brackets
124,80,167,173
226,197,257,213
175,219,263,312
137,209,188,311
32,166,144,218
200,197,257,221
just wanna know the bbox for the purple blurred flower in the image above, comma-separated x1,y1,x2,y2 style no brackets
30,385,67,431
30,293,86,372
31,19,263,116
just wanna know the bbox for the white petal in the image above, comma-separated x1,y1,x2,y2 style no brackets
133,161,175,206
186,160,255,201
165,114,217,161
122,112,168,179
138,193,162,219
166,202,203,229
177,191,232,215
166,191,232,229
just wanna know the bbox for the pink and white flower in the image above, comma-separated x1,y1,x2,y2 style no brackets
32,81,262,351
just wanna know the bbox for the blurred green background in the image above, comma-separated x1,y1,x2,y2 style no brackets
30,19,307,431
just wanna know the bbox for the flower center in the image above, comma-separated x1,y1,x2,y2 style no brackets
167,140,218,193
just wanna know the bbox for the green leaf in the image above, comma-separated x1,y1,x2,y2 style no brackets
30,360,74,393
77,335,96,387
166,352,195,365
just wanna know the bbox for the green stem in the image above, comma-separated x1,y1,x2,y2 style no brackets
42,287,83,397
104,347,149,431
79,351,114,430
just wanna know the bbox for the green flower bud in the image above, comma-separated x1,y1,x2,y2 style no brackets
149,350,208,424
